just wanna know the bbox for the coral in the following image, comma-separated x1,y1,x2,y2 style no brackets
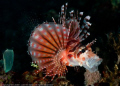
0,49,14,84
107,32,120,64
0,49,14,73
53,76,71,86
22,69,49,84
84,69,101,86
0,67,14,84
100,64,120,86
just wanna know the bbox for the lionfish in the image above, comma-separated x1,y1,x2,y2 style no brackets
28,3,102,80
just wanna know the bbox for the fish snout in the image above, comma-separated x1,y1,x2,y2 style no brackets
83,56,102,72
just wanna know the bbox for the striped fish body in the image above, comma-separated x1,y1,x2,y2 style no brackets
28,3,102,80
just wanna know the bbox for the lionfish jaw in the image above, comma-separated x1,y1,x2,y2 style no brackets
83,56,103,72
76,50,102,72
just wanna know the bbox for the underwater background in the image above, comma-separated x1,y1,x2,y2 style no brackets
0,0,120,85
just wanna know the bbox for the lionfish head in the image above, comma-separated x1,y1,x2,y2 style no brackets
76,41,102,72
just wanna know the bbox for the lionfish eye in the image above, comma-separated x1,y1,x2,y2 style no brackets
81,49,85,53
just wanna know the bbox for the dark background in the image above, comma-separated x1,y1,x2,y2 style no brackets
0,0,120,85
